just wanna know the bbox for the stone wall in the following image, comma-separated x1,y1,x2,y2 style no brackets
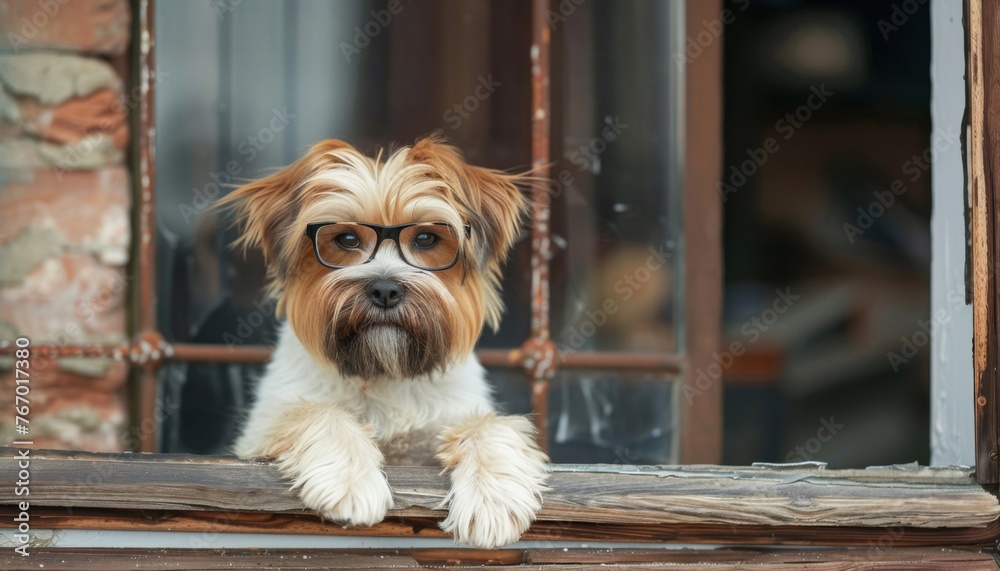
0,0,131,451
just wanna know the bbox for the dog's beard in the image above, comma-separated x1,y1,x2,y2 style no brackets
324,282,455,380
336,325,423,379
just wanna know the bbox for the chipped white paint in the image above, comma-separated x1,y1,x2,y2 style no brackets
0,529,711,551
930,0,974,466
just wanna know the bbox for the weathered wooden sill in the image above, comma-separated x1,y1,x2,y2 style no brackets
3,547,998,570
1,449,998,547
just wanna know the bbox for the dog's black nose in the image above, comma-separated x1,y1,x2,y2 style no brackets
366,279,403,309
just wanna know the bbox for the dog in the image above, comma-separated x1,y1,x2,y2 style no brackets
222,136,549,549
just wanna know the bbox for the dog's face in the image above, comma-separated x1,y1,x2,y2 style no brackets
220,137,527,379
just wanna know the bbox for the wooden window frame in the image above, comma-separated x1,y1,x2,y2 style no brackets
2,0,1000,563
970,0,1000,485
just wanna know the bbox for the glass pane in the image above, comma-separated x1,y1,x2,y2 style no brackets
154,0,532,348
719,1,932,468
487,367,532,416
158,361,264,454
549,0,683,355
549,371,678,464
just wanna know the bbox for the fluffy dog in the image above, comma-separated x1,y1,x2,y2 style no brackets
223,136,549,549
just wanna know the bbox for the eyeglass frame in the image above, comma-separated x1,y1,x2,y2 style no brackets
304,221,471,271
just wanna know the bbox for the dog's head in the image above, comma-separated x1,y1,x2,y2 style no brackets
219,136,528,379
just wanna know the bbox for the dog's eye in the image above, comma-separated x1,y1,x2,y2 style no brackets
413,232,439,249
335,233,361,249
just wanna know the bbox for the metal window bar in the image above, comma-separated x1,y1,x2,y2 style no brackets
0,0,721,462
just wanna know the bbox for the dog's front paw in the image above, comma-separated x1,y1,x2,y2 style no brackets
440,469,544,549
296,463,394,526
437,414,549,548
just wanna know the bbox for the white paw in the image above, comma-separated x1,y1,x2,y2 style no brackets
441,470,545,549
437,413,550,548
290,460,394,527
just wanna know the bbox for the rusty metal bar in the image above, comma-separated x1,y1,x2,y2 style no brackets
559,352,685,372
0,341,130,362
135,0,159,453
0,341,684,375
476,348,525,368
170,343,273,364
483,349,686,373
523,0,555,449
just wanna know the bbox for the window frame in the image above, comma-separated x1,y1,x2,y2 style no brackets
969,0,1000,485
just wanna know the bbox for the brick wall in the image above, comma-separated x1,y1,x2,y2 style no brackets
0,0,132,451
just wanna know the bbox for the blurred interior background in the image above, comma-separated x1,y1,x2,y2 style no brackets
719,0,932,467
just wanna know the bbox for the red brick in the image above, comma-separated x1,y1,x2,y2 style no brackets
0,253,129,343
18,87,128,148
0,167,130,262
0,0,131,55
0,361,126,451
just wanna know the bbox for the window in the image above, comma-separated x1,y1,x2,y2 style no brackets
151,0,716,464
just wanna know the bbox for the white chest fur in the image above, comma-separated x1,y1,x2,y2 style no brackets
234,322,495,461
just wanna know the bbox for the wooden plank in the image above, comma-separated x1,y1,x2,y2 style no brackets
5,507,999,547
521,547,996,566
0,547,994,570
0,451,997,533
970,0,1000,484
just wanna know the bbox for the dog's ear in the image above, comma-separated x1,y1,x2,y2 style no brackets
409,136,530,268
216,139,351,281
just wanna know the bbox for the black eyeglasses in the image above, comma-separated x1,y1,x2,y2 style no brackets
305,222,470,271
